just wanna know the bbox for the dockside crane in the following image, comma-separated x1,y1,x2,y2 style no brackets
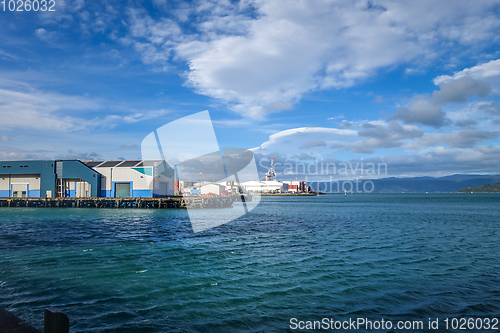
266,157,276,181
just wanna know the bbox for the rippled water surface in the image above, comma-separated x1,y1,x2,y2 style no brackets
1,194,500,332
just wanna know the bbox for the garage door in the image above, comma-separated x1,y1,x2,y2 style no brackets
12,184,28,198
115,183,131,198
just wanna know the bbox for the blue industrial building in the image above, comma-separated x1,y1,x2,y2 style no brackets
0,159,174,198
0,160,100,198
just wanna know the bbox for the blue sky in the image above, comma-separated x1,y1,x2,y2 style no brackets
1,0,500,179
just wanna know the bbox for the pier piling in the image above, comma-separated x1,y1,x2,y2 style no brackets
0,194,251,210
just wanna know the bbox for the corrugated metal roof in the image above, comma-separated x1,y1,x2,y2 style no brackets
116,160,142,167
83,160,165,168
95,161,122,168
83,161,102,167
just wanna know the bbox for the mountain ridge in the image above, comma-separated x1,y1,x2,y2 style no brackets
305,174,500,193
458,183,500,193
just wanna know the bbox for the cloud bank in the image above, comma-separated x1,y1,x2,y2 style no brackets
123,0,500,119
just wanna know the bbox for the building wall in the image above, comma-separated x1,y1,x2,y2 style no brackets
76,181,91,197
59,179,92,198
96,168,112,197
200,184,224,195
95,166,174,197
40,161,56,197
10,175,41,197
152,175,173,197
0,160,55,197
96,166,153,197
56,160,100,197
0,176,10,197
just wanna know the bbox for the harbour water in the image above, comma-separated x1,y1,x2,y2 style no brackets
1,194,499,332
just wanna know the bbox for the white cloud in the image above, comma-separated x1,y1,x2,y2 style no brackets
444,129,499,148
372,145,500,177
37,0,84,25
253,139,500,179
0,82,170,131
0,86,100,131
350,120,424,153
327,114,345,120
179,0,423,119
405,67,425,75
120,143,138,149
434,59,500,93
434,59,500,84
124,8,189,71
445,101,500,132
0,135,11,143
404,128,499,150
35,28,50,41
433,77,491,104
301,139,327,149
0,49,20,61
55,149,101,160
251,126,357,159
123,0,500,119
95,109,170,128
455,119,477,127
0,146,52,161
390,98,451,128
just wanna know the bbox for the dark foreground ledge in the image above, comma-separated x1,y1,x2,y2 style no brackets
0,307,41,333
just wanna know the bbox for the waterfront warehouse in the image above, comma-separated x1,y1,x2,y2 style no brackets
0,160,174,198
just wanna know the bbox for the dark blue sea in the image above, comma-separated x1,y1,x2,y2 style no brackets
1,194,500,332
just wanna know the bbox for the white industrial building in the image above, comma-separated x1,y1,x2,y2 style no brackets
186,181,226,195
83,160,174,197
240,180,288,193
200,183,225,195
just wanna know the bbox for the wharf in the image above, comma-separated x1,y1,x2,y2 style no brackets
259,192,318,197
0,194,251,209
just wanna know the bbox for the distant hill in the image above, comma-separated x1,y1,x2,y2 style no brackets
458,183,500,193
305,174,500,193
